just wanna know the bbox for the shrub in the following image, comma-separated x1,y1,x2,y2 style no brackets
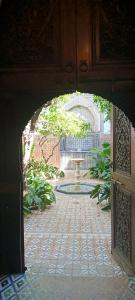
23,159,61,214
89,143,112,210
24,173,56,213
27,159,65,179
89,142,111,180
89,181,111,210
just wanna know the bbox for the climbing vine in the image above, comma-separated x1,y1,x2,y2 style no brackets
93,95,111,121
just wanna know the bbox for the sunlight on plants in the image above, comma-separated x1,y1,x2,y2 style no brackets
89,143,112,210
23,92,91,215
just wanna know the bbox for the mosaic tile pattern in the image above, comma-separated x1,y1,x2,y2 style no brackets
24,185,124,277
1,177,135,299
128,277,135,295
0,273,29,300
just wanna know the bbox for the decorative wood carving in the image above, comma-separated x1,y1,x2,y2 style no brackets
114,107,131,174
95,1,135,62
114,184,132,262
0,0,60,66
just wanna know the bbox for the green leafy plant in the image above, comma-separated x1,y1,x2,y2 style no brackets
89,143,111,180
89,142,112,210
93,95,111,121
22,93,90,172
23,159,59,214
24,173,56,212
90,182,111,210
36,93,90,139
27,159,65,179
35,93,91,163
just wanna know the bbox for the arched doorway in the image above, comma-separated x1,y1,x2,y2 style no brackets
0,0,135,282
0,88,135,278
20,91,134,278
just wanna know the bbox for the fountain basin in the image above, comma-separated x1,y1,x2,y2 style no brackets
55,183,96,195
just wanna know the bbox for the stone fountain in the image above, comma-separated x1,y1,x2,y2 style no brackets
56,156,95,194
70,157,84,182
70,157,84,191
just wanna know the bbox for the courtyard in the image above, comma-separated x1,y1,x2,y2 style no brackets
1,174,135,300
1,95,135,299
24,175,122,278
0,2,135,299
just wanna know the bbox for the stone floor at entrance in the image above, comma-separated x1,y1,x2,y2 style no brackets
0,176,135,299
24,191,124,278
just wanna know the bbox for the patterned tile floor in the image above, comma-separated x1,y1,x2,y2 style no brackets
24,180,123,278
0,175,135,299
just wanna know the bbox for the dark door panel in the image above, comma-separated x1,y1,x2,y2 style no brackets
112,106,135,274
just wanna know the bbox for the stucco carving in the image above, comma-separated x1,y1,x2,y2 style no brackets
114,184,132,262
114,107,131,174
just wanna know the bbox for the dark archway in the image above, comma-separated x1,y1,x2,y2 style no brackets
0,86,135,275
0,0,135,276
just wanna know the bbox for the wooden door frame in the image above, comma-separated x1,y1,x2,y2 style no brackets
0,85,135,275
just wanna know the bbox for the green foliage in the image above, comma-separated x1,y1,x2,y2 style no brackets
27,159,65,179
36,94,90,139
24,171,56,213
23,159,63,214
89,143,111,180
90,182,111,203
89,143,112,210
93,95,111,121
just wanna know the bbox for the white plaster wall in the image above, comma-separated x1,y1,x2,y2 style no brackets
69,106,95,130
62,93,101,132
